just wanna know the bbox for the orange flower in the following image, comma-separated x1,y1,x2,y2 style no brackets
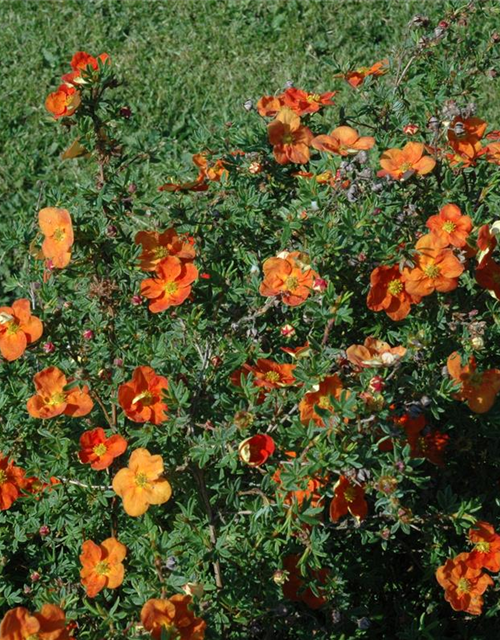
281,555,329,609
27,366,93,419
379,142,435,180
141,595,206,640
272,457,327,510
476,257,500,299
476,223,499,266
140,256,198,313
231,359,296,392
192,153,228,182
38,207,74,269
447,352,500,413
406,429,449,466
80,537,127,598
45,84,81,119
22,475,60,497
329,475,367,522
346,337,406,368
135,229,196,272
467,521,500,572
78,428,127,470
282,88,335,116
0,453,26,511
112,448,172,517
267,107,313,165
62,51,110,85
344,59,389,88
238,434,275,467
256,94,284,117
118,366,169,425
447,116,487,157
485,141,500,165
312,126,375,156
299,375,346,427
436,552,493,615
158,172,208,192
367,264,420,321
0,604,73,640
259,251,318,306
0,299,43,362
403,234,464,297
426,204,473,248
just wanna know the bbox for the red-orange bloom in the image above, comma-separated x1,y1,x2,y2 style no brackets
447,116,487,157
406,428,449,466
447,352,500,414
344,59,389,88
192,153,228,182
118,366,169,425
0,453,26,511
403,234,464,297
27,366,93,419
436,552,493,615
426,204,473,248
0,604,73,640
112,448,172,517
485,141,500,165
312,126,375,156
379,142,435,180
282,555,329,609
0,299,43,362
231,359,296,392
367,264,420,321
329,475,367,522
45,84,81,118
346,337,406,368
476,223,499,266
282,88,335,116
158,172,208,192
80,537,127,598
260,251,318,306
62,51,110,85
272,457,327,510
140,256,198,313
238,434,275,467
476,257,500,299
467,521,500,572
78,428,127,470
256,94,284,117
299,375,346,427
135,229,196,272
39,207,74,269
141,595,206,640
267,107,313,165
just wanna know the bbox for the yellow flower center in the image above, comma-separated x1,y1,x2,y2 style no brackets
475,541,491,553
93,443,108,457
95,560,110,576
387,279,403,295
265,371,281,383
160,623,180,639
282,133,294,144
135,472,150,488
457,577,471,594
318,395,332,410
5,322,20,335
400,162,413,172
424,263,441,279
53,227,66,242
284,276,299,291
344,486,357,503
154,246,169,259
0,470,7,485
132,390,154,406
26,635,40,640
307,93,321,103
442,221,456,233
49,392,66,406
164,282,179,295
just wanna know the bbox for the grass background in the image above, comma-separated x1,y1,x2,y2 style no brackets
1,0,498,289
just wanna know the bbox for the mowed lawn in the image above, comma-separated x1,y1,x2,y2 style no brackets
1,0,498,291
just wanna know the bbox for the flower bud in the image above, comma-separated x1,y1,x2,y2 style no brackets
82,329,94,340
403,123,419,135
42,342,55,354
234,411,254,430
369,376,385,393
272,570,288,586
182,582,205,598
238,434,275,467
39,525,50,537
30,571,41,582
471,335,484,350
313,277,327,292
131,295,143,306
248,161,263,174
280,324,295,338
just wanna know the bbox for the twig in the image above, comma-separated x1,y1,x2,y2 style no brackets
91,390,115,430
60,478,111,490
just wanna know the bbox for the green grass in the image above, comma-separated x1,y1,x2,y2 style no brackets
1,0,498,290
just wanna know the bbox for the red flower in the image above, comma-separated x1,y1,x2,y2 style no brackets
367,264,420,321
118,366,169,425
282,88,335,116
436,552,493,615
238,434,275,467
344,59,389,88
78,428,128,470
62,51,110,85
329,475,367,522
467,521,500,572
45,84,81,118
476,257,500,299
281,555,329,609
0,453,26,511
231,359,297,392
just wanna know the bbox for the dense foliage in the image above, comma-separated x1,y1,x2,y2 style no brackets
2,2,500,639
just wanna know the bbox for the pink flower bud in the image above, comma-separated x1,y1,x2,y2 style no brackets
280,324,295,338
39,525,50,537
313,277,327,292
131,295,143,306
369,376,385,393
403,123,419,135
82,329,94,340
113,358,124,367
30,571,41,582
42,342,55,354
